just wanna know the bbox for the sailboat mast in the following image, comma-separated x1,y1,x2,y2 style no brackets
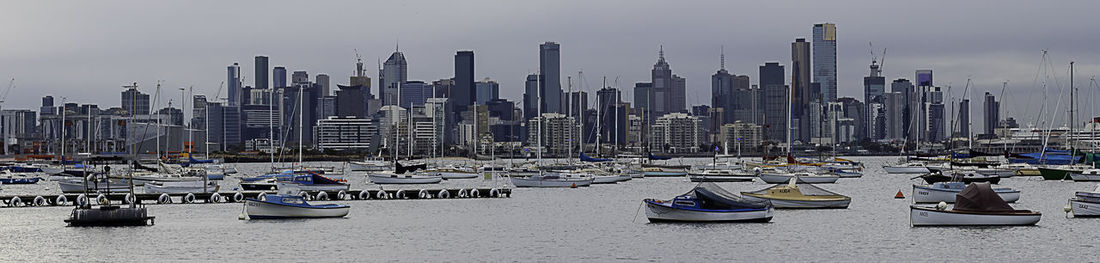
297,84,304,165
536,70,543,165
567,76,572,161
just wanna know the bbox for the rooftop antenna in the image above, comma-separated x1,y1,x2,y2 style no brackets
720,45,726,70
354,49,364,77
658,45,665,61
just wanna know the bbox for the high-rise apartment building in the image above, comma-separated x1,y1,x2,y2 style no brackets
380,50,407,106
227,63,241,106
759,62,787,142
792,38,812,142
539,42,562,114
255,56,269,90
812,23,837,102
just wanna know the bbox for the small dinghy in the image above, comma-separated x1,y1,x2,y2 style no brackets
243,183,349,219
644,182,773,223
1068,184,1100,217
910,183,1041,226
917,171,1000,184
913,182,1020,203
1070,169,1100,182
758,172,839,184
741,178,851,209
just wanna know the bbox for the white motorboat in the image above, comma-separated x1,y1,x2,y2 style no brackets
349,160,388,172
910,183,1041,226
1070,169,1100,181
57,177,132,193
243,184,349,219
758,172,839,184
143,180,220,194
424,167,479,179
368,171,442,184
912,182,1020,203
688,169,755,182
884,162,930,174
644,183,773,223
510,171,593,188
1068,184,1100,217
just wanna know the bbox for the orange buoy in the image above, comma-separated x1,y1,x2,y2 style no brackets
571,183,577,188
895,190,905,199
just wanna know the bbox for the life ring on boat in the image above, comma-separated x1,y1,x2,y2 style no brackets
124,193,137,204
489,188,499,198
257,191,267,201
183,193,196,204
375,190,386,199
233,192,245,202
96,194,109,205
358,191,369,200
437,190,450,199
33,196,47,206
55,195,68,206
299,191,311,201
468,189,480,198
76,194,88,207
157,193,172,204
210,193,223,203
418,189,430,199
337,190,347,200
8,196,21,207
457,189,468,198
395,190,407,199
315,191,329,201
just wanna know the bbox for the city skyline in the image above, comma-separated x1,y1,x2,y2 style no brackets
3,1,1100,130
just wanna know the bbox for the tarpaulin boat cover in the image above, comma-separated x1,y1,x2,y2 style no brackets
580,152,612,162
691,182,770,209
648,153,672,160
954,183,1014,212
395,162,427,174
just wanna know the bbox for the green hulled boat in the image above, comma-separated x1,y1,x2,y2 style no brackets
1038,166,1089,180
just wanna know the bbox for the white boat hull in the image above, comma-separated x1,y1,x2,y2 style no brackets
592,175,621,184
912,185,1020,203
57,179,132,193
1070,173,1100,181
884,166,929,174
1069,199,1100,217
910,206,1041,226
758,173,839,184
644,202,773,222
433,172,479,179
143,181,220,194
368,173,442,184
510,176,593,188
244,200,349,219
349,162,388,172
741,195,850,209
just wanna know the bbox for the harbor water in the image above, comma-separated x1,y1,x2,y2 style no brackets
0,156,1096,261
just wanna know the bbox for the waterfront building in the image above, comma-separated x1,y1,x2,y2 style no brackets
719,121,762,154
650,112,700,153
527,113,574,156
314,116,378,151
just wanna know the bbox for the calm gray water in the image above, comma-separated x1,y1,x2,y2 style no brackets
0,156,1097,262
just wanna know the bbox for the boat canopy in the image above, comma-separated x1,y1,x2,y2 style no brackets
690,182,770,209
580,152,611,162
954,183,1015,212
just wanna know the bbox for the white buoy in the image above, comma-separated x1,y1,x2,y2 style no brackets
936,201,948,210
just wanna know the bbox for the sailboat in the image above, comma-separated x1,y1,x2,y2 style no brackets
758,77,839,184
510,70,594,187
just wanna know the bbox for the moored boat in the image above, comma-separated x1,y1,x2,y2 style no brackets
1069,169,1100,181
741,179,851,209
642,167,687,177
1038,165,1088,180
509,171,593,188
367,171,442,184
918,171,1000,184
243,184,349,219
910,183,1040,226
143,180,220,194
1067,184,1100,217
688,169,755,182
884,162,930,174
758,172,839,184
644,182,773,223
912,182,1020,203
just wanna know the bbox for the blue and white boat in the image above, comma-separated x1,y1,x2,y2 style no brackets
0,170,42,184
240,171,349,191
243,184,349,219
644,182,774,223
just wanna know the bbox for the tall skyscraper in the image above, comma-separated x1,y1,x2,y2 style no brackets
711,47,736,126
864,57,885,139
891,79,914,140
792,38,812,142
291,71,309,85
916,70,933,87
255,56,269,90
453,51,475,121
759,62,787,142
40,95,55,116
121,86,151,115
227,63,241,106
273,66,287,89
523,74,539,121
984,92,999,135
475,78,499,104
315,74,330,96
651,46,686,118
539,42,562,114
633,82,653,120
381,50,408,106
958,99,970,137
812,23,837,103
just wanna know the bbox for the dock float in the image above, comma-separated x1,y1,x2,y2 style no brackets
0,188,512,208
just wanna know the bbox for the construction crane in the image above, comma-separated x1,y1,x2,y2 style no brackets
868,42,887,76
0,78,14,106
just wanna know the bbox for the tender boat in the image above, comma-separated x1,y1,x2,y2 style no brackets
1067,184,1100,217
883,162,930,174
688,169,755,182
368,171,443,184
143,180,220,194
644,182,773,223
913,182,1020,203
509,171,593,188
758,172,839,184
1070,169,1100,181
58,176,132,193
910,183,1041,226
349,159,389,172
642,167,687,177
741,179,851,209
0,170,42,184
918,171,1000,184
243,184,350,219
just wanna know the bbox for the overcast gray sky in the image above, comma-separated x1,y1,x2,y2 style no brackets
2,0,1099,131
